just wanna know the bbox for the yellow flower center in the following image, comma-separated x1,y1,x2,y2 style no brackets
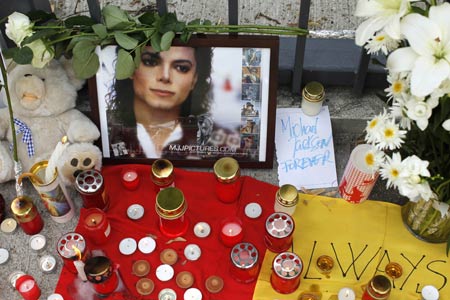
390,169,399,178
384,128,394,138
369,119,378,129
375,35,385,42
365,153,375,166
392,81,403,93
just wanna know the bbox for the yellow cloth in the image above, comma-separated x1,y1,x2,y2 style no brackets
254,194,449,300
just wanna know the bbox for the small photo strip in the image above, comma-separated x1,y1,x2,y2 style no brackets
242,84,261,101
240,117,260,134
242,48,262,67
241,101,260,117
242,66,261,84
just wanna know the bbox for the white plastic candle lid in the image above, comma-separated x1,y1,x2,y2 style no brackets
184,288,202,300
193,222,211,238
184,244,201,261
40,254,57,273
127,204,145,220
9,271,25,288
338,287,356,300
156,264,174,281
421,285,439,300
47,293,64,300
1,218,17,233
0,248,9,265
138,236,156,254
245,202,262,219
119,237,137,255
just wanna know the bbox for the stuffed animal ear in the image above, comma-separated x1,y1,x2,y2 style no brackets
59,56,86,91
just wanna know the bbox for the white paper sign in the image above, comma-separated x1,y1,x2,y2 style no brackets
275,106,338,189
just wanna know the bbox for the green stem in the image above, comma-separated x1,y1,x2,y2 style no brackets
419,208,439,236
0,57,18,162
430,0,437,5
436,178,450,199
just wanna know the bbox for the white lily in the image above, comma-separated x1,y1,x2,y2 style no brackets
405,96,439,130
355,0,417,46
443,119,450,131
386,3,450,97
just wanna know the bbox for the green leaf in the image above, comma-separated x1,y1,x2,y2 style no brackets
159,13,178,33
73,40,97,60
114,32,138,50
66,36,98,52
13,47,33,64
188,19,202,26
64,15,96,28
1,48,19,60
72,50,99,79
138,12,157,25
143,29,155,38
134,45,142,68
151,33,162,52
102,5,131,30
27,10,56,24
92,24,108,39
174,21,186,32
160,31,175,51
180,31,192,43
115,49,135,80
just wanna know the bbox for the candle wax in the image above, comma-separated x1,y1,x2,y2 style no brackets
222,222,242,236
85,213,103,227
30,235,46,251
123,171,138,181
19,279,35,292
338,287,356,300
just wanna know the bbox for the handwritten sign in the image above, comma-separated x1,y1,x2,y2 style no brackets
275,107,337,189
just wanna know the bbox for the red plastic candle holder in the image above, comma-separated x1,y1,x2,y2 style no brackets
11,196,44,235
15,274,41,300
264,212,295,253
229,242,260,283
82,208,111,245
75,170,109,210
121,168,140,190
85,256,119,297
214,157,242,203
220,218,244,247
151,159,175,192
270,252,303,294
156,187,188,238
56,232,90,274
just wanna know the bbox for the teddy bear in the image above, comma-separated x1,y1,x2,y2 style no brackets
0,59,102,185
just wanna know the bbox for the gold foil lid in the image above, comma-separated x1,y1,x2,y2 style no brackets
214,157,240,183
156,187,187,219
151,159,174,186
11,196,34,216
30,160,56,186
370,275,391,295
276,184,299,207
302,81,325,103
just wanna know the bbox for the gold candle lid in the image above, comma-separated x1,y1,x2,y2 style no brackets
151,159,174,186
156,187,187,219
370,275,391,295
11,196,34,217
85,256,113,283
214,157,240,183
276,184,299,207
302,81,325,103
30,160,56,186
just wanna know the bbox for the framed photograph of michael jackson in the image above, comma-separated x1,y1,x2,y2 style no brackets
89,34,278,168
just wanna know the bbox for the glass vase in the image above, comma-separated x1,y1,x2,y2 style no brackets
401,198,450,243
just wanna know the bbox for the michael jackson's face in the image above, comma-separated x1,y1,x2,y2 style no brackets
132,46,198,111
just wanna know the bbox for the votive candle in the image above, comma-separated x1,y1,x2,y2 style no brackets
220,219,244,247
121,169,140,190
15,274,41,300
338,287,356,300
82,208,111,245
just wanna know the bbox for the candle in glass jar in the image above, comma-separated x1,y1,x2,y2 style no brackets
11,196,44,235
83,208,110,245
338,287,356,300
220,220,244,247
15,274,41,300
264,212,295,253
121,169,140,190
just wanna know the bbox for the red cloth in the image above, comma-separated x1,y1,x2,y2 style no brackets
55,165,279,300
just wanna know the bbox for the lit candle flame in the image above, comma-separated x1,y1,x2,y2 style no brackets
72,245,82,260
91,218,96,225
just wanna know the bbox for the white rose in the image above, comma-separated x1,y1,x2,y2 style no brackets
443,119,450,131
5,12,34,46
27,39,54,68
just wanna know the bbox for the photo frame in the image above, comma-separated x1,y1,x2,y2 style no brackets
89,35,278,168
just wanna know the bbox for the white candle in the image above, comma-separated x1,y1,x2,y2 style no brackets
338,287,356,300
184,244,201,261
421,285,439,300
29,234,47,252
0,248,10,265
1,218,17,234
156,264,174,281
184,287,202,300
193,222,211,238
73,260,87,281
47,293,64,300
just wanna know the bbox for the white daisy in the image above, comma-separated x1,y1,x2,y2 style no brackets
385,72,410,100
365,31,400,55
375,118,406,150
380,152,403,188
365,109,389,144
390,95,412,129
363,146,385,173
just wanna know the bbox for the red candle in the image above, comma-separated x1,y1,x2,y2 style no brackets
83,208,111,245
121,169,140,190
15,274,41,300
85,256,119,297
270,252,303,294
156,188,189,238
214,157,242,203
229,242,260,283
264,212,295,253
57,232,89,274
220,219,244,247
11,196,44,235
75,170,109,210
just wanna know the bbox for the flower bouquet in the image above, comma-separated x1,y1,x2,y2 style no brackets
354,0,450,249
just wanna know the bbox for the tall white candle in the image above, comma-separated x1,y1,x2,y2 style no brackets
338,287,356,300
73,260,87,281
